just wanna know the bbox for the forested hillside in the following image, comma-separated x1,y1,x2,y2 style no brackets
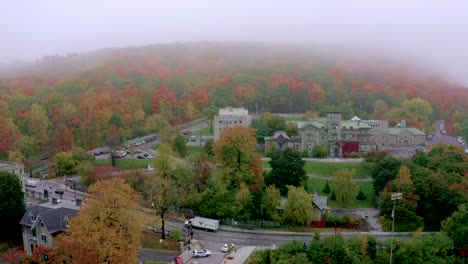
1,43,467,157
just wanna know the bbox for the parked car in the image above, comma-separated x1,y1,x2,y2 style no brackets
221,243,235,252
143,153,149,157
55,189,64,195
182,130,192,135
192,249,211,258
137,155,145,159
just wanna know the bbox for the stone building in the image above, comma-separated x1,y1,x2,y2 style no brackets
265,112,425,156
20,199,80,255
213,107,252,141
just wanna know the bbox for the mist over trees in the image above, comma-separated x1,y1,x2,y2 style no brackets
0,43,467,159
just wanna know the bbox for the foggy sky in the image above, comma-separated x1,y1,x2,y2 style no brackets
2,0,468,85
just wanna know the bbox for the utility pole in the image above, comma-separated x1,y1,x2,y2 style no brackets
390,192,403,264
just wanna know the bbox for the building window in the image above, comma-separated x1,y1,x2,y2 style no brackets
41,222,44,227
234,120,237,124
41,234,47,243
293,144,299,150
32,229,36,237
278,143,283,149
239,120,242,124
349,134,353,139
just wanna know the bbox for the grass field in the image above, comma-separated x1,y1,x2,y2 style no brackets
262,160,374,178
186,145,204,157
93,158,153,169
306,177,376,208
193,126,212,135
141,232,180,251
304,162,374,178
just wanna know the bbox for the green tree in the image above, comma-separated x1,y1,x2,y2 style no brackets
380,166,423,231
155,143,177,178
0,171,25,243
202,104,218,133
213,126,260,189
282,186,313,225
330,189,336,200
371,156,401,195
251,112,286,144
149,175,179,240
265,147,306,195
261,185,281,221
356,187,366,200
442,204,468,248
54,151,77,175
172,134,188,157
322,180,331,194
232,184,253,220
312,145,328,158
333,169,357,207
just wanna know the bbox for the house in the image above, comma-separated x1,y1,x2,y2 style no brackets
213,107,252,141
277,192,330,222
19,198,80,255
264,131,301,153
312,191,330,221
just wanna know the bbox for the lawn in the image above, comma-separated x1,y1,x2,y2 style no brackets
304,162,374,178
141,232,180,251
186,145,204,157
262,160,374,178
306,177,376,208
193,126,212,135
93,158,153,169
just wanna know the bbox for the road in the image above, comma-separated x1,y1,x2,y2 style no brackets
23,176,85,203
145,220,418,264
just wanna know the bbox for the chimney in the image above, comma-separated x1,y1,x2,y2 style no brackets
52,198,58,204
75,199,82,206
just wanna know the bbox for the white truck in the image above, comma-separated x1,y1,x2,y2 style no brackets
184,217,219,232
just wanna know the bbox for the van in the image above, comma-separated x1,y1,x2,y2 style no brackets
25,180,37,188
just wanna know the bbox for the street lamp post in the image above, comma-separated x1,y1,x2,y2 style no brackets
390,192,403,264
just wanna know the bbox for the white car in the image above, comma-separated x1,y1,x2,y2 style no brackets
192,249,211,258
221,243,234,252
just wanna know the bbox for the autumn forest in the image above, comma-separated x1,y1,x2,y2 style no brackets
1,43,467,158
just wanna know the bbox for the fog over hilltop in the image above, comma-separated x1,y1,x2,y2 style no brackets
2,0,467,85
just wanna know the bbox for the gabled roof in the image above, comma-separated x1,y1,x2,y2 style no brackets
350,116,361,121
20,202,79,234
313,194,330,211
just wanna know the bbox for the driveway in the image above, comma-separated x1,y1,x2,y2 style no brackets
332,208,383,232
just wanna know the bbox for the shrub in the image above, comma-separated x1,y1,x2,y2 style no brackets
356,187,366,200
322,180,331,194
330,189,336,200
346,152,360,158
312,146,328,158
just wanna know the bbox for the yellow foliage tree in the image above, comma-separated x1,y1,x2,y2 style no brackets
61,178,143,264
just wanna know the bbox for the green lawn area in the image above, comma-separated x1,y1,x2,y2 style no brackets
262,160,374,178
306,177,376,208
304,162,374,178
141,232,180,251
93,158,153,169
186,145,204,157
193,126,212,135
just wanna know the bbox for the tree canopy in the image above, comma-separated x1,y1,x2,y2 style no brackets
265,147,306,195
0,171,25,243
60,178,143,263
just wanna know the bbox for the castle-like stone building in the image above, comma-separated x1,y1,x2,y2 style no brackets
265,112,426,157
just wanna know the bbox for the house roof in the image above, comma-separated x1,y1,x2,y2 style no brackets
370,127,426,136
341,120,371,129
265,131,290,141
20,201,79,234
277,194,329,211
313,194,330,211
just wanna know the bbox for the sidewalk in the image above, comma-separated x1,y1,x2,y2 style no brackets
221,246,258,264
170,239,203,264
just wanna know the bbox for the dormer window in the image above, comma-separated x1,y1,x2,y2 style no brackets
41,221,45,227
30,214,36,222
